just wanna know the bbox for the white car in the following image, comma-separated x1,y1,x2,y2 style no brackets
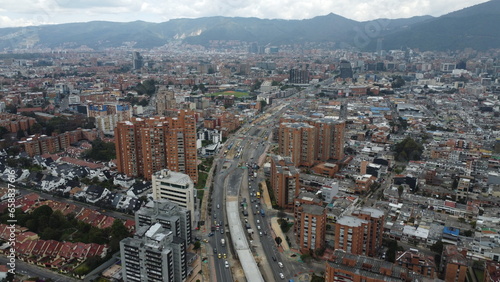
279,273,284,279
225,260,229,268
256,219,260,224
278,262,283,268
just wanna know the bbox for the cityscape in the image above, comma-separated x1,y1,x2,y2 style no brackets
0,1,500,282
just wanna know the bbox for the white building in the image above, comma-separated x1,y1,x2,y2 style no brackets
152,169,195,219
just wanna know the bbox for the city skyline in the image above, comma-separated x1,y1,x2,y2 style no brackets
0,0,490,28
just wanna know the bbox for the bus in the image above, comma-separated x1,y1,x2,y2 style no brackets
256,191,261,199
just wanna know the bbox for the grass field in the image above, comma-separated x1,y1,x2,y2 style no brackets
206,90,249,98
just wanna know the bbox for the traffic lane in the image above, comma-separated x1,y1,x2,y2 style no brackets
0,256,79,282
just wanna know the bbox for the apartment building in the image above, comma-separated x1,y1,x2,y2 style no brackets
441,245,468,282
395,249,436,278
278,122,316,167
135,200,192,246
351,207,385,257
114,110,197,182
120,223,186,282
270,155,300,209
294,202,326,254
325,250,424,282
151,169,195,229
335,215,371,255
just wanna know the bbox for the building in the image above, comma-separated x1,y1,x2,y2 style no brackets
270,155,300,209
294,202,326,254
132,51,143,70
135,200,192,246
289,69,309,84
351,207,385,257
278,122,316,167
325,250,424,282
334,215,370,256
0,113,36,133
151,169,195,227
441,245,468,282
156,86,176,116
120,223,186,282
395,249,436,278
281,115,345,162
114,110,198,182
339,60,353,79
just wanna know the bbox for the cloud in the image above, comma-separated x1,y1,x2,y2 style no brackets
0,0,491,28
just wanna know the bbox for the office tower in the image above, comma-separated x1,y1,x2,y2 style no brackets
278,122,317,167
120,223,187,282
294,203,326,254
325,250,424,282
156,86,176,116
339,60,353,79
135,200,192,246
132,51,143,70
351,208,385,257
289,69,309,84
270,155,300,209
115,110,197,182
151,169,195,229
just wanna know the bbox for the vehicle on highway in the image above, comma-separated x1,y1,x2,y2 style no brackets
256,219,260,224
223,253,227,259
217,204,220,209
208,232,214,237
218,253,222,259
220,228,224,234
279,273,285,279
257,225,261,230
259,232,263,237
221,239,225,246
278,262,283,268
272,256,276,261
214,248,217,253
225,260,229,268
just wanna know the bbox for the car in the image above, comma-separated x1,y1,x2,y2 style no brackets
259,232,263,237
203,239,209,243
208,232,214,237
279,273,284,279
214,214,217,219
256,219,260,224
213,248,217,253
225,260,229,268
218,253,222,259
257,225,261,230
217,204,220,209
220,228,224,234
272,256,277,261
264,231,267,235
223,253,227,259
278,262,283,268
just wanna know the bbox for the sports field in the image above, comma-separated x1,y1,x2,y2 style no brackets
207,90,249,98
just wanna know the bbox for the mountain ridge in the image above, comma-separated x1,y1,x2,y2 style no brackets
0,0,499,51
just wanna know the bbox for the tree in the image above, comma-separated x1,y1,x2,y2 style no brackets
193,241,201,250
275,236,282,246
398,185,404,199
393,137,424,162
430,240,444,254
311,273,325,282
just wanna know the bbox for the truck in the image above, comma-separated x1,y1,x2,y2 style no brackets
260,209,265,216
221,239,225,246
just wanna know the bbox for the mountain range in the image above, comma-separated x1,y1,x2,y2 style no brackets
0,0,499,51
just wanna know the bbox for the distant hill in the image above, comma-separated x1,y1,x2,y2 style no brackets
0,0,499,51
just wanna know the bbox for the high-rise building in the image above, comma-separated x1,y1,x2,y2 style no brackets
132,51,143,70
278,122,317,167
120,223,186,282
280,115,346,164
156,86,176,116
151,169,195,227
289,69,309,84
114,110,198,182
270,155,300,209
351,208,385,257
135,200,192,246
339,60,353,79
294,203,326,253
334,215,370,256
441,245,468,282
325,250,424,282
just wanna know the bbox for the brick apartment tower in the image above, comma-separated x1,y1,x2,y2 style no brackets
270,155,300,209
278,122,317,167
280,115,345,163
441,245,468,282
351,207,385,257
115,110,198,182
294,203,326,254
334,215,371,256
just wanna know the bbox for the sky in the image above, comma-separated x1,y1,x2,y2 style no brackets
0,0,491,28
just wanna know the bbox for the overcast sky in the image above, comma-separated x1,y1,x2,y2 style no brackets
0,0,490,28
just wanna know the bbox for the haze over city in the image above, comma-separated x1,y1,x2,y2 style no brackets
0,0,490,28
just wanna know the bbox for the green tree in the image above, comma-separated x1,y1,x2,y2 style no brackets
311,273,325,282
393,137,424,162
275,236,282,246
430,240,444,254
193,241,201,250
